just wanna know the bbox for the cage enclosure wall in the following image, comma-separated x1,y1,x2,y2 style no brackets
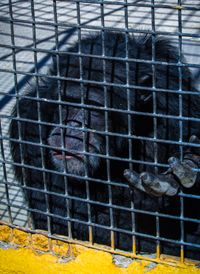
0,0,200,263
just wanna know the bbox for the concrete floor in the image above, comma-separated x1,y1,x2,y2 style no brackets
0,0,200,249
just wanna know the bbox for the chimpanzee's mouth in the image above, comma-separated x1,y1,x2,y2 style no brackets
52,150,83,160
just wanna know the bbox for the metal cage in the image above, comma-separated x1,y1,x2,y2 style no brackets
0,0,200,263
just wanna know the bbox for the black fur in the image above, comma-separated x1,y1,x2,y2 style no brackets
9,32,200,259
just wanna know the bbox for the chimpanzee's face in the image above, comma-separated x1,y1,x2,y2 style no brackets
48,107,107,176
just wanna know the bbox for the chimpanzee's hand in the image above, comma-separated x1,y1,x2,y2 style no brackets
124,135,200,197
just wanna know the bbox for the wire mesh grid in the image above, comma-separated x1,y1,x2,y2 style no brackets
0,0,200,263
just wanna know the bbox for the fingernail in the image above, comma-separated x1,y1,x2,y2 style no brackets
124,169,131,178
140,172,148,181
168,157,178,166
189,135,200,143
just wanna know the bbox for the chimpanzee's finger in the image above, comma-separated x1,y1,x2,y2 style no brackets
124,169,146,193
140,172,179,197
124,169,179,197
168,157,197,188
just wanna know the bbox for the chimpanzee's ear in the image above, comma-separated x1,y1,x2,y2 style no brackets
138,74,153,102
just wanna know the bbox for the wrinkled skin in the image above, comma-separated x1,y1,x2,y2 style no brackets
9,31,200,259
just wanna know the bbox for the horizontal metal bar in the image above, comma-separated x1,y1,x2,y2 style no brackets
1,199,200,249
1,179,199,223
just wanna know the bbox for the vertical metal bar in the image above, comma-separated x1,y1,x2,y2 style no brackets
124,0,136,256
0,120,13,223
8,0,28,224
30,1,52,244
76,1,93,244
100,1,115,250
52,0,72,239
177,0,185,263
151,0,160,259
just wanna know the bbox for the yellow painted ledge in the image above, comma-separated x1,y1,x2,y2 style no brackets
0,247,200,274
1,224,200,274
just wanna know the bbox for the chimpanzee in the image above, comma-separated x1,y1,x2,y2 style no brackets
9,31,200,259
